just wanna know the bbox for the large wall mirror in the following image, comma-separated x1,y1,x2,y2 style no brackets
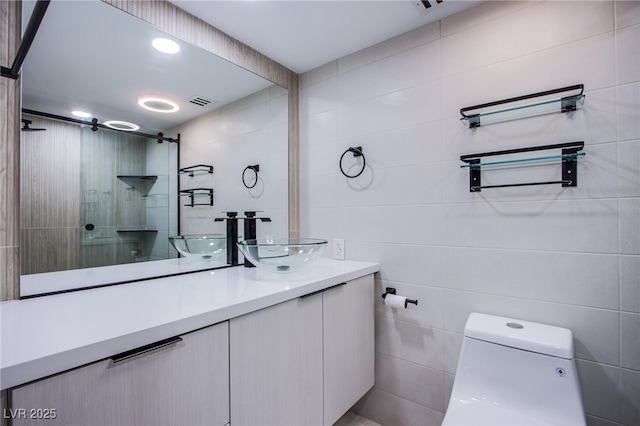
20,0,291,297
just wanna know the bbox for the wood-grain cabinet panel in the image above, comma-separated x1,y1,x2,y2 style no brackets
230,275,375,426
9,322,230,426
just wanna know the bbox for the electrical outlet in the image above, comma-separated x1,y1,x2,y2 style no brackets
333,239,345,260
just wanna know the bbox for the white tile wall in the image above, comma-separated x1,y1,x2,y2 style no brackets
173,86,289,240
300,1,640,425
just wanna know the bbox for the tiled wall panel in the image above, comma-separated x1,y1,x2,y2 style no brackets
300,1,640,424
0,0,21,301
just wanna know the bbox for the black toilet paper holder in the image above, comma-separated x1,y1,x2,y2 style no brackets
381,287,418,307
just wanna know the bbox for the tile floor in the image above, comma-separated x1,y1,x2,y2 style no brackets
334,411,382,426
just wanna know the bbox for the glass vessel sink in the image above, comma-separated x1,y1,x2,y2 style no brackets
169,234,226,261
237,238,327,272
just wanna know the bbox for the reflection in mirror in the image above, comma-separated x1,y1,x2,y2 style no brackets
20,0,289,297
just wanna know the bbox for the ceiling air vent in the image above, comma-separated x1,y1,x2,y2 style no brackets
412,0,444,14
188,95,214,107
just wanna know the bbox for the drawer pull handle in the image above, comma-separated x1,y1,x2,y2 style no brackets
300,282,347,299
111,336,182,364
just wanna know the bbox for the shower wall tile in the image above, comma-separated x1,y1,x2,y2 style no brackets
299,60,337,88
299,1,637,424
340,121,443,169
338,21,440,74
338,41,440,106
375,316,444,371
349,241,619,311
301,109,338,147
333,205,446,247
337,80,442,140
441,33,616,118
620,313,640,370
332,163,443,208
577,360,622,423
621,368,640,425
299,76,338,117
439,289,620,366
616,24,640,85
619,140,640,197
375,352,445,412
375,278,444,330
442,331,463,375
617,82,640,142
441,1,613,77
440,1,537,37
620,198,640,255
620,256,640,313
615,0,640,29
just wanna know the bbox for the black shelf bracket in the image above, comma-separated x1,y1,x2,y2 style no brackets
460,142,585,192
179,188,213,207
179,164,214,177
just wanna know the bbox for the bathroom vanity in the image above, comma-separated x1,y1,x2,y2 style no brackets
1,259,378,426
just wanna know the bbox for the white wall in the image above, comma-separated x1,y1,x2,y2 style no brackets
299,1,639,425
175,85,289,240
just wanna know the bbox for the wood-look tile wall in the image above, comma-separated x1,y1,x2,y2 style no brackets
0,0,21,301
20,116,81,274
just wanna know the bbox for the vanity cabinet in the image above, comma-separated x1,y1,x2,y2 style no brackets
9,322,230,426
323,275,375,425
230,274,374,426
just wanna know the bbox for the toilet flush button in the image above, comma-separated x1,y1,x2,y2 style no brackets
506,322,524,329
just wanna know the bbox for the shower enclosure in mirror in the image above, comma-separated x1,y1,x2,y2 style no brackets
19,0,290,296
20,114,177,275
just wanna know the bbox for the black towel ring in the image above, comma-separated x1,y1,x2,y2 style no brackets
339,146,366,178
242,164,259,189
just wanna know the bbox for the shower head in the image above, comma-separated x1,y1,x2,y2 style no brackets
21,119,46,131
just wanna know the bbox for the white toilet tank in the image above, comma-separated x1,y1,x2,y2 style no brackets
442,313,586,426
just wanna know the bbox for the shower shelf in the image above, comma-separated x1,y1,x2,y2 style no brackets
116,229,158,233
180,188,213,207
117,175,158,182
179,164,213,177
460,84,585,128
460,142,585,192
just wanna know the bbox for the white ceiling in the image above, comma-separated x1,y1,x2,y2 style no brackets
170,0,484,74
20,0,482,134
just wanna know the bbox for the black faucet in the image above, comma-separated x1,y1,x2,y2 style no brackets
214,212,239,266
242,211,271,267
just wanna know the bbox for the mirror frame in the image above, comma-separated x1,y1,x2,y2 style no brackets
0,0,299,300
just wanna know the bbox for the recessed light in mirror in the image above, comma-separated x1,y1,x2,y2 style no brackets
138,96,179,113
152,38,180,54
103,120,140,131
72,110,91,118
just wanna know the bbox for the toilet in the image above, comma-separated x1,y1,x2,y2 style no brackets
442,313,586,426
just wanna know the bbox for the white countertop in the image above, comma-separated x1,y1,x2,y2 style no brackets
20,257,226,297
1,259,379,390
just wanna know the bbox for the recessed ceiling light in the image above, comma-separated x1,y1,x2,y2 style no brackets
103,120,140,131
138,96,180,113
152,38,180,54
72,110,91,118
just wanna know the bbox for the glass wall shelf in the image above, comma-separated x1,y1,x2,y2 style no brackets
179,164,213,177
460,142,585,192
179,188,213,207
117,175,158,182
460,84,585,128
460,152,585,169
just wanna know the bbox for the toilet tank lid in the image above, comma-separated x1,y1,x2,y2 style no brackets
464,313,574,359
